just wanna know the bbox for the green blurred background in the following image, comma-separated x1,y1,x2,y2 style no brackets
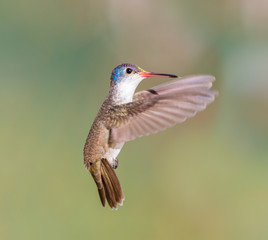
1,0,268,239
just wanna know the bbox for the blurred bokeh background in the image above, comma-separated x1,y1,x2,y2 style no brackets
1,0,268,239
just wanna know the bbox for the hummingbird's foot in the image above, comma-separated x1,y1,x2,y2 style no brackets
112,158,118,169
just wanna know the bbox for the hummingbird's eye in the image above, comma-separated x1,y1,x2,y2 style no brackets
126,68,133,74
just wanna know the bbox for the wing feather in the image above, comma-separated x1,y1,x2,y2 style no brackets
104,75,217,144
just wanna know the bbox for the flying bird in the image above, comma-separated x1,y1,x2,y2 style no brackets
83,63,217,209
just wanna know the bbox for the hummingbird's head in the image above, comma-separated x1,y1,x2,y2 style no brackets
109,63,178,103
110,63,178,86
110,63,143,85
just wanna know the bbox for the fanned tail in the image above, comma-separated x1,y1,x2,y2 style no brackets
97,158,124,209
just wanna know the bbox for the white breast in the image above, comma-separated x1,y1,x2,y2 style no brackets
104,142,124,165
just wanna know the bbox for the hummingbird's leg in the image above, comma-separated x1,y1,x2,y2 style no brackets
112,158,118,169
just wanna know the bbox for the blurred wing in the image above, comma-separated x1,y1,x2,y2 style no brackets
104,75,218,144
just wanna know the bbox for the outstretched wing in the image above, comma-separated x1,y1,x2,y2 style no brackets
104,75,218,144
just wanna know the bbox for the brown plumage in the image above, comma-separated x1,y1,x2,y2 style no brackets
84,63,218,209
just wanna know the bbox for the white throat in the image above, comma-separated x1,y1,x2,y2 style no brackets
110,75,144,104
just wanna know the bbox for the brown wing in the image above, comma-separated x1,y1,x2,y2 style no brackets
104,75,218,144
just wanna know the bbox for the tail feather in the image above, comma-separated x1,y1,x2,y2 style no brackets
101,165,117,208
97,187,106,207
102,158,124,203
98,158,124,209
92,174,106,207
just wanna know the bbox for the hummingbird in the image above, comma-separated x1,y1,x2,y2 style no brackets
83,63,217,209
